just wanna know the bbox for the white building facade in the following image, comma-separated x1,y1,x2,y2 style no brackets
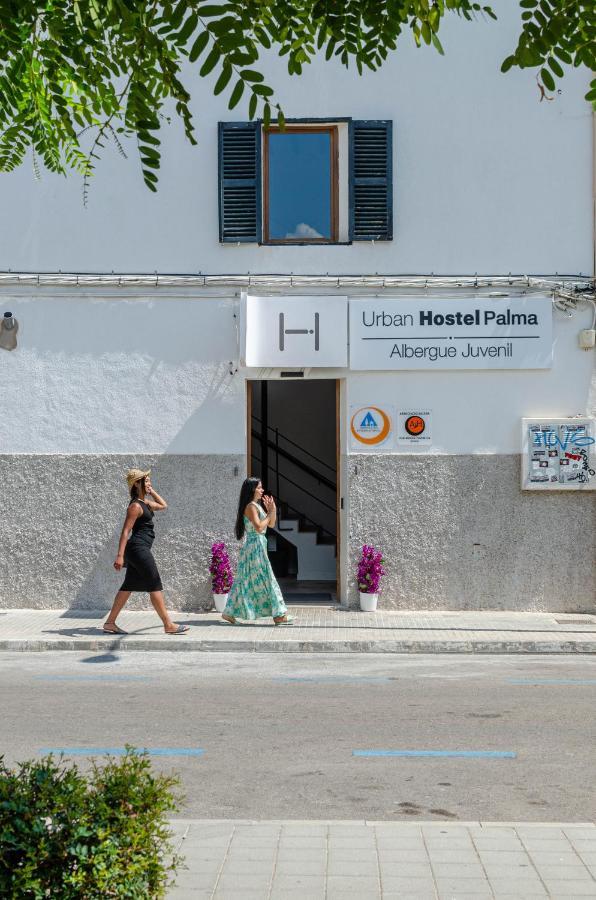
0,9,594,611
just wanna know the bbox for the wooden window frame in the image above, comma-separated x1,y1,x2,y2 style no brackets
262,125,339,245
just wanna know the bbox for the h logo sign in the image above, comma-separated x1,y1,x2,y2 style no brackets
279,312,320,352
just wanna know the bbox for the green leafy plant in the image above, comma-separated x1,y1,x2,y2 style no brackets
502,1,596,105
0,2,593,195
0,749,183,899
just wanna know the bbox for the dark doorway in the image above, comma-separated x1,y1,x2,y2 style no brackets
248,379,338,605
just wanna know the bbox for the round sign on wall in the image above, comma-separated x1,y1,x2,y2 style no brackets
350,406,393,447
405,415,426,436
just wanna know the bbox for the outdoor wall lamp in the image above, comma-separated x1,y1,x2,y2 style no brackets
0,311,19,351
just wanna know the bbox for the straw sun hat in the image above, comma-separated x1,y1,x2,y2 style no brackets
126,468,151,490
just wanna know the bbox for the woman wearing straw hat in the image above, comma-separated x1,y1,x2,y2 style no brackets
103,469,189,635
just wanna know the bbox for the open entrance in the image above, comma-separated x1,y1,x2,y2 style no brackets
248,379,338,605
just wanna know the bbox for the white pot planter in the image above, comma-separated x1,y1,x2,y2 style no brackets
213,592,228,613
359,592,379,612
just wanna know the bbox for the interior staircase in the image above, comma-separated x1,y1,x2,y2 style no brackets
268,507,336,581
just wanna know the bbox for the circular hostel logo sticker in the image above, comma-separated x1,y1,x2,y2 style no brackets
405,415,426,436
350,406,392,446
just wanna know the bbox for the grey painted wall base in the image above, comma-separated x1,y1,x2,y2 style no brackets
346,454,595,612
2,453,594,613
0,455,245,611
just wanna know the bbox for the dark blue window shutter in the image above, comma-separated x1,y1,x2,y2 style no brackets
349,120,393,241
218,122,261,243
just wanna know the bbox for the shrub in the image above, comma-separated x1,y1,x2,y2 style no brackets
357,544,386,594
0,749,183,899
209,541,233,593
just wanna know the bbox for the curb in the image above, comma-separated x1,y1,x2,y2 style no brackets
1,638,596,653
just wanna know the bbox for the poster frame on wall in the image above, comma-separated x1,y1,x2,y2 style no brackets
521,417,596,491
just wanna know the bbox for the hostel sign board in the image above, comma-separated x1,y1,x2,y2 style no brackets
349,297,553,370
241,294,348,367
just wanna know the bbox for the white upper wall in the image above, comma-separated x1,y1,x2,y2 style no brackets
0,291,593,455
0,4,592,276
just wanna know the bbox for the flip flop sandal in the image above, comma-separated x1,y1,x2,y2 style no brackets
221,614,236,625
103,624,128,635
273,616,294,626
166,625,190,634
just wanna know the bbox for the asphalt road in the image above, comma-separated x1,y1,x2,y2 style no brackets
1,651,595,822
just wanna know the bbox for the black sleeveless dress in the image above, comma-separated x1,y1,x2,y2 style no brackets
120,500,163,592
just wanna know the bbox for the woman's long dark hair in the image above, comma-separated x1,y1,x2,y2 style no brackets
235,477,261,540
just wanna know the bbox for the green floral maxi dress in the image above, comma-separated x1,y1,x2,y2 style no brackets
224,505,288,621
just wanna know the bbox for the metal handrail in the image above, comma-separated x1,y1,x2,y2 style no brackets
251,414,336,474
251,428,336,492
252,451,336,538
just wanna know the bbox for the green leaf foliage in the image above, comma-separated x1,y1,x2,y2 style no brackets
505,1,596,104
0,0,593,194
0,749,183,898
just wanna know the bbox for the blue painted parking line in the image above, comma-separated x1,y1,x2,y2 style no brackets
274,676,391,684
35,675,153,682
39,747,205,757
508,679,596,685
353,750,516,759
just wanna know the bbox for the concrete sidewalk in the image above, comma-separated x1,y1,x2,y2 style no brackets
1,607,596,653
167,819,596,899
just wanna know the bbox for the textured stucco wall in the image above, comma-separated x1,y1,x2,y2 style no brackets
346,455,596,612
0,454,245,610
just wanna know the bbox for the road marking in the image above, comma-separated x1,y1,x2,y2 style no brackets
507,678,596,685
39,747,205,757
274,676,391,684
353,750,516,759
35,675,153,682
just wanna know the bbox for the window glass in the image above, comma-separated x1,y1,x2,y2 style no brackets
267,131,332,241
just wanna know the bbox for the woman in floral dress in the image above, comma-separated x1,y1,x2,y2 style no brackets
222,477,293,625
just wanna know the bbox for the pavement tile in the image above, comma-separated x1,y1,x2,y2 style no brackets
376,836,426,850
425,838,474,850
381,894,436,900
487,878,547,893
278,837,326,849
270,891,325,900
472,837,524,851
430,862,487,879
378,861,433,878
225,847,277,860
544,884,596,897
216,874,272,891
478,850,534,866
271,874,326,890
535,866,594,880
213,892,269,900
426,850,479,864
327,858,379,876
168,891,213,900
328,847,377,860
326,875,380,894
435,877,493,897
274,859,326,876
220,861,274,876
377,849,430,863
381,873,437,889
531,852,588,866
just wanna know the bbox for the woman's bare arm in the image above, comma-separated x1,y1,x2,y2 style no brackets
146,486,168,511
114,504,142,570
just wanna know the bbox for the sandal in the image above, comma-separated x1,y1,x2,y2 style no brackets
103,623,128,635
273,615,294,626
221,614,236,625
165,624,190,634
